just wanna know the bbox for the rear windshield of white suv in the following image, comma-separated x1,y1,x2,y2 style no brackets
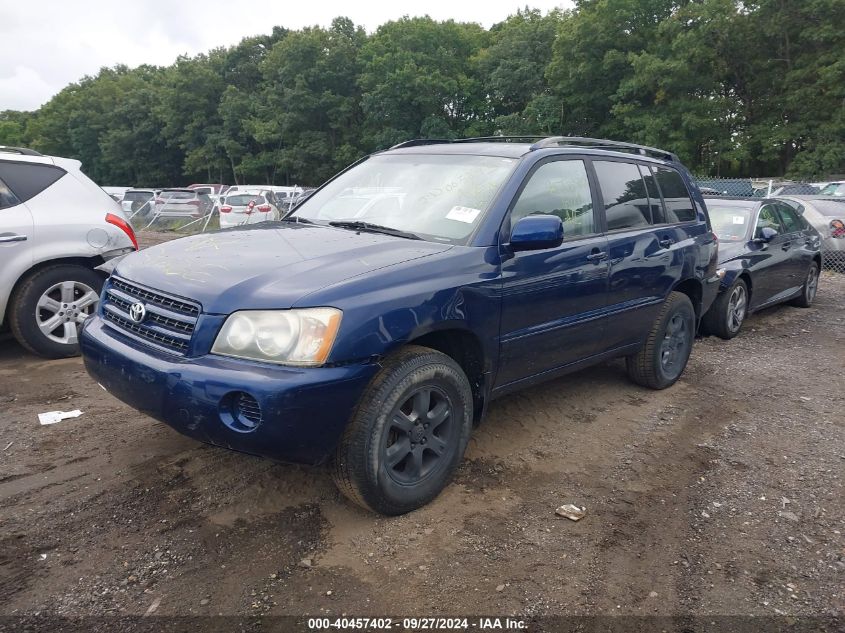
124,191,154,202
226,195,265,206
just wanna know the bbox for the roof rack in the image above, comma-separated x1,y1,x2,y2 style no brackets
388,136,679,162
530,137,678,162
0,145,43,156
389,136,547,150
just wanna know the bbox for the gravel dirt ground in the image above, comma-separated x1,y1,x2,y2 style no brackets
1,231,843,628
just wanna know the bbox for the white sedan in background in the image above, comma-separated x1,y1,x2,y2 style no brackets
218,192,280,227
780,196,845,267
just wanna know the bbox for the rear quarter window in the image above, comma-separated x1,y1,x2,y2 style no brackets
0,161,66,203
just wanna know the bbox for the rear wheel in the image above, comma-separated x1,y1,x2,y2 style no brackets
331,346,473,515
790,262,819,308
702,279,748,340
9,265,103,358
626,291,695,389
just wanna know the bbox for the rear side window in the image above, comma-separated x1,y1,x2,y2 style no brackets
777,205,802,233
593,160,651,230
639,165,664,224
0,162,65,203
653,167,696,223
511,159,595,238
0,176,22,210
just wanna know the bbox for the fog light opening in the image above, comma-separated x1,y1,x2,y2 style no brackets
220,391,263,433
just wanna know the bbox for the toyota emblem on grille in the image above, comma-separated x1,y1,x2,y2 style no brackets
129,302,147,323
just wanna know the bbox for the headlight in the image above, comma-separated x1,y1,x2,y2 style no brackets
211,308,342,366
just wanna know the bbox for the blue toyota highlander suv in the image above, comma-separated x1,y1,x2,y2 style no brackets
80,137,719,515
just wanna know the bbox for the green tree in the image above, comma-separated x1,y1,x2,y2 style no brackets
257,17,367,184
478,8,565,135
358,17,489,148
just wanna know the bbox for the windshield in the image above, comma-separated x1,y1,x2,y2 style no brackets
708,204,754,241
820,183,845,196
291,154,517,243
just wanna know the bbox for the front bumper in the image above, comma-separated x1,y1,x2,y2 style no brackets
80,316,379,465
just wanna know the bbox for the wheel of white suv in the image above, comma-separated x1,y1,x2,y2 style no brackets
331,345,473,515
626,291,695,389
9,264,103,358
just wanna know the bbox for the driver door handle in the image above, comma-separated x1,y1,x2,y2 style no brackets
0,234,27,243
586,249,607,262
658,237,674,249
781,241,792,251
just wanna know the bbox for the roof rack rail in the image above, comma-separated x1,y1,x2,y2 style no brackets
389,136,548,150
451,136,547,144
389,139,453,149
530,137,678,162
0,145,43,157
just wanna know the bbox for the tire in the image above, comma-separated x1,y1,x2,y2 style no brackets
9,264,104,359
789,262,819,308
702,279,748,340
331,345,473,515
626,291,695,390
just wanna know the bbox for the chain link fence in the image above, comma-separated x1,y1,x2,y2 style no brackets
694,176,845,275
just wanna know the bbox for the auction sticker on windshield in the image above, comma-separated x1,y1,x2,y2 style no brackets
446,206,481,223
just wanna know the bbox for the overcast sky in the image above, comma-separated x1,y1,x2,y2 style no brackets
0,0,572,112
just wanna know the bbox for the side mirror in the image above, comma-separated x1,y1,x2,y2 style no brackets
754,226,778,243
510,215,564,251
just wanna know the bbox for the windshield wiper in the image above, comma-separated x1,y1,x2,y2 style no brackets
328,220,422,240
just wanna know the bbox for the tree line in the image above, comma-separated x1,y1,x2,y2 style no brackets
1,0,842,187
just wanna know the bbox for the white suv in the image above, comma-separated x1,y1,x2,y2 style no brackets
0,147,137,358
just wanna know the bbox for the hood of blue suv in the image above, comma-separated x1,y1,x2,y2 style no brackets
115,223,452,313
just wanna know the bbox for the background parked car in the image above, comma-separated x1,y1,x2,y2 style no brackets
219,192,280,227
102,186,130,202
779,196,845,268
820,181,845,197
187,183,227,196
121,188,159,218
153,189,213,219
702,196,821,339
753,182,819,197
0,146,137,358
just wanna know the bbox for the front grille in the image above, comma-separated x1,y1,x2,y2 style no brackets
101,277,201,355
111,278,199,317
235,393,262,427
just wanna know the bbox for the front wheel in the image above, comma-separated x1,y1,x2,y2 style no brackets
790,262,819,308
331,346,473,515
9,264,103,358
626,291,695,390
